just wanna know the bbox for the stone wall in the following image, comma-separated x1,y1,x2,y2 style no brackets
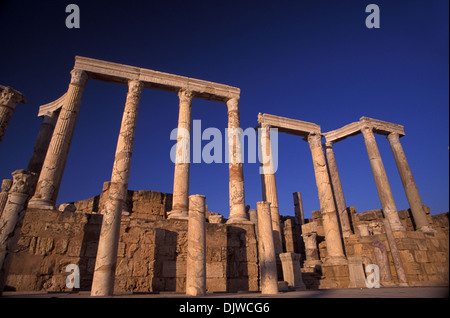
4,208,258,293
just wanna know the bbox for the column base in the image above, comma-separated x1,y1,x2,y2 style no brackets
324,256,348,266
226,216,252,224
27,198,55,210
418,225,436,235
167,210,188,220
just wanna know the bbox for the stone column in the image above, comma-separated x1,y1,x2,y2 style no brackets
0,170,37,294
0,86,26,145
226,98,248,223
168,89,193,220
382,219,408,286
91,80,143,296
373,240,395,286
26,112,59,175
186,194,206,296
301,222,321,268
0,180,12,217
293,192,305,226
323,142,352,237
361,126,405,231
256,201,278,294
279,252,306,290
387,133,433,233
307,133,346,265
28,69,88,209
259,124,282,253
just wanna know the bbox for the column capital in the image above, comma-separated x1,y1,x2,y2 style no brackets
0,86,26,109
10,169,37,195
226,97,239,113
178,88,193,104
306,132,322,147
360,124,374,136
323,141,334,149
387,132,400,143
1,179,13,193
70,69,88,87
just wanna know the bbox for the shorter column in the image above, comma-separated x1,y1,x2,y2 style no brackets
301,222,322,269
256,201,278,294
186,194,206,296
0,86,26,145
323,142,352,237
293,192,305,225
0,180,12,217
279,253,306,290
387,133,434,233
0,170,37,294
383,219,408,287
27,112,59,175
361,126,405,231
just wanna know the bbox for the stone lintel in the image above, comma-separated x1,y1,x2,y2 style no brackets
324,117,405,144
37,93,66,117
74,56,240,103
257,113,321,137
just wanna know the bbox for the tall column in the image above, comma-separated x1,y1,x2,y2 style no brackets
259,124,282,253
323,142,352,237
307,133,346,265
168,89,193,220
0,180,12,217
27,112,59,175
226,98,248,223
186,194,206,296
382,219,408,286
0,170,37,295
387,133,433,233
28,69,88,209
361,126,405,231
91,80,143,296
293,192,305,226
256,201,278,294
0,86,26,145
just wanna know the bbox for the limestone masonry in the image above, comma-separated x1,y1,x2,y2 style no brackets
0,57,448,296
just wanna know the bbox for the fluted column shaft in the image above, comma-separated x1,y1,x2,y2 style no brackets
323,142,352,237
186,194,206,296
259,124,282,253
226,98,248,223
387,133,433,233
169,89,193,220
0,86,26,145
91,80,143,296
307,133,346,265
27,112,59,175
0,180,12,218
256,201,278,294
28,69,88,209
361,126,404,231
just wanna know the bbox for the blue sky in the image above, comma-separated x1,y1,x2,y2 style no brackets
0,0,448,219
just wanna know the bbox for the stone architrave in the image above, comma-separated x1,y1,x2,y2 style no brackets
28,69,88,209
372,240,395,286
382,219,408,287
347,256,367,288
259,124,282,253
168,89,193,220
323,142,352,237
361,125,405,231
0,180,12,217
293,192,305,226
387,133,434,233
27,112,59,175
0,85,26,145
0,170,37,294
226,98,248,223
186,194,207,296
256,201,278,294
307,133,346,265
91,80,143,296
279,252,306,290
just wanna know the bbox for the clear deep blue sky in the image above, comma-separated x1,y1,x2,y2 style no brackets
0,0,448,219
